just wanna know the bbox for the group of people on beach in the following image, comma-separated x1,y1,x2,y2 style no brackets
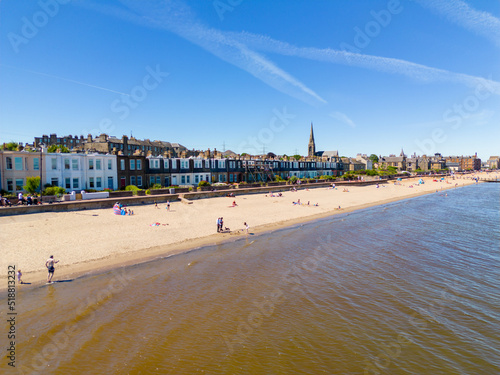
114,202,134,216
16,192,40,206
216,217,226,232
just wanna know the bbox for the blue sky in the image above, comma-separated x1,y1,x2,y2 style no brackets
1,0,499,159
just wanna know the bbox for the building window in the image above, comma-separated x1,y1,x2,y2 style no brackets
64,159,70,169
130,159,136,170
72,159,78,170
96,159,101,170
89,159,94,170
65,178,71,189
164,177,169,186
181,176,185,184
131,176,136,185
164,160,169,169
229,174,233,182
7,179,13,191
51,178,58,187
108,159,112,170
73,178,79,189
150,176,155,185
156,176,161,185
137,159,142,170
195,175,199,184
107,177,113,189
89,177,94,188
186,175,190,184
172,159,177,169
15,157,23,170
16,179,24,191
96,177,102,188
137,176,142,187
120,159,125,170
34,158,39,170
6,157,13,170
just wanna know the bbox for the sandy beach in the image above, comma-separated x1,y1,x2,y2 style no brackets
1,172,497,288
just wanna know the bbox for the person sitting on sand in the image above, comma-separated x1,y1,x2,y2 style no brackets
232,201,237,207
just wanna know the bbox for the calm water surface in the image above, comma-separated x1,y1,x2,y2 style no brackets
1,183,499,374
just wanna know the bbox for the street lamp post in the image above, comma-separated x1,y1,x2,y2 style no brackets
39,144,43,204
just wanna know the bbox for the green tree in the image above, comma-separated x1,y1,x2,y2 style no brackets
47,144,70,153
24,176,41,194
369,154,379,163
292,154,302,161
1,142,19,151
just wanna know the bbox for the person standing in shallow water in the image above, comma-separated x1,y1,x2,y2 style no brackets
45,255,59,283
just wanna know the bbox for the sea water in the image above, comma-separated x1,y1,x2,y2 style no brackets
1,183,499,374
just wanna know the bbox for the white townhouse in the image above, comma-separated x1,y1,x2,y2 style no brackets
44,152,117,191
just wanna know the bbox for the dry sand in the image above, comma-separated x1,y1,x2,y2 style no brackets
1,172,497,288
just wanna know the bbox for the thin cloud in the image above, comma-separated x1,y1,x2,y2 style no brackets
330,112,356,128
415,0,500,47
231,32,500,95
76,0,326,106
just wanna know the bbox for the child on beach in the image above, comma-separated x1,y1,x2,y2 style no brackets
17,269,23,284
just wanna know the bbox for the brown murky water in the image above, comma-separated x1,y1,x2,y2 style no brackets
2,184,499,374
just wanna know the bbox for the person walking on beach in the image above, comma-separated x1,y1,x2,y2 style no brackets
45,255,59,283
244,222,249,234
217,217,221,232
166,200,170,211
17,269,23,284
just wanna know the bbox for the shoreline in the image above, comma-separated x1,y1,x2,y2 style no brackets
2,175,491,292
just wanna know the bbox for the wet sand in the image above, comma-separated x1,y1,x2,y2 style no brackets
1,173,495,289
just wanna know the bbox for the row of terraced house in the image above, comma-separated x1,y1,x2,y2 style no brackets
0,149,344,194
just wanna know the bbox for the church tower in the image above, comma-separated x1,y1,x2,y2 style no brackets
308,123,316,158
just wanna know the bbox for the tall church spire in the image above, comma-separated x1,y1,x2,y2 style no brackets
308,122,316,158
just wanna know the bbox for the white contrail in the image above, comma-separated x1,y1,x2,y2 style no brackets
77,0,326,106
1,64,130,96
230,32,500,95
415,0,500,47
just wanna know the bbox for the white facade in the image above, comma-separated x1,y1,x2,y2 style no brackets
43,152,117,191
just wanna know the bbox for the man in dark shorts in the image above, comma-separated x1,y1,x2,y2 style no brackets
45,255,59,283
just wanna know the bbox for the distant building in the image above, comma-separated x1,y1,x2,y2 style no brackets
34,134,86,149
378,150,407,172
445,154,481,171
308,123,342,165
34,133,188,157
356,154,373,170
487,156,499,169
308,123,316,158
